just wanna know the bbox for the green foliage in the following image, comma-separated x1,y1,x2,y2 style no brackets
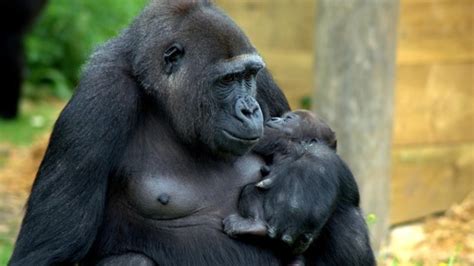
446,244,462,266
0,236,13,266
390,257,400,266
25,0,148,98
299,95,312,110
366,213,377,227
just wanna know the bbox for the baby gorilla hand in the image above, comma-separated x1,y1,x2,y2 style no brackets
222,214,267,237
257,164,332,254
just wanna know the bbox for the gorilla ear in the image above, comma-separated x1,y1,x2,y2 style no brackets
164,44,185,74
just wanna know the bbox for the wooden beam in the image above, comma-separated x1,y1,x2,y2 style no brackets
313,0,399,251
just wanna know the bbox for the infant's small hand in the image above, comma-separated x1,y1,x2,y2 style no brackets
222,215,267,237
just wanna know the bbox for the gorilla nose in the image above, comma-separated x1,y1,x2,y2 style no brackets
235,96,262,123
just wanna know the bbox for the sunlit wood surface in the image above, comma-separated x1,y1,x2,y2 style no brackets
215,0,474,224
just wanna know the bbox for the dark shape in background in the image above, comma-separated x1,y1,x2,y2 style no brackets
0,0,48,119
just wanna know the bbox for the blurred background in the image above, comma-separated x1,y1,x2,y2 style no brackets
0,0,472,265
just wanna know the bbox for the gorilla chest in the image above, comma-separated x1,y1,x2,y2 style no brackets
124,153,264,221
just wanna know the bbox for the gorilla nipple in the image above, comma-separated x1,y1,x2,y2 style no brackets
157,193,170,205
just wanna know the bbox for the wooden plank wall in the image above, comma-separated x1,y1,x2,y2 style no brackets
391,0,473,223
215,0,474,224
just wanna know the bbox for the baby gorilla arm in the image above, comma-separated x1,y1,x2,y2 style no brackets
223,167,270,237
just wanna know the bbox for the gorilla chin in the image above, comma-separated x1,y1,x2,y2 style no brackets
217,130,260,156
216,123,261,155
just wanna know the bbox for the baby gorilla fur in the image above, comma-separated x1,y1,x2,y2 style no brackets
223,110,375,266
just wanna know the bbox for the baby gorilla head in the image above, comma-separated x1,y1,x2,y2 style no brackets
266,110,337,150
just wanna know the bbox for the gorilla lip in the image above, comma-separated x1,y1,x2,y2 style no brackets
222,130,260,144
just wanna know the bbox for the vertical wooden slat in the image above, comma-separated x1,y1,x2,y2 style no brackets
313,0,400,251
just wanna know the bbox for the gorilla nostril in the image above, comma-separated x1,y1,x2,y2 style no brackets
252,106,259,115
241,108,252,117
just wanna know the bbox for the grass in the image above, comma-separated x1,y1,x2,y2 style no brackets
0,100,62,146
0,238,13,266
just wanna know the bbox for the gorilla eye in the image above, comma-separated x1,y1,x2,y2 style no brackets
221,73,236,84
244,69,258,80
164,44,184,74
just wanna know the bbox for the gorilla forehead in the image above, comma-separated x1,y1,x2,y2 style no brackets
153,0,255,59
184,8,255,57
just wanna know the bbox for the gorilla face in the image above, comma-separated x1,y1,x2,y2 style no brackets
266,112,303,136
266,110,337,150
133,1,265,156
208,54,265,155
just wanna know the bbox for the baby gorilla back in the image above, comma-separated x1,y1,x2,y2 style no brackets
227,109,375,265
263,143,374,265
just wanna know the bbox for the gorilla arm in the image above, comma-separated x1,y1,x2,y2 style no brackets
9,55,139,265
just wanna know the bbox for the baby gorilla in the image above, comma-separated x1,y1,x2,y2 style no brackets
223,110,374,265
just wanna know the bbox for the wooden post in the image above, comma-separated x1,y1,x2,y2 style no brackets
313,0,399,251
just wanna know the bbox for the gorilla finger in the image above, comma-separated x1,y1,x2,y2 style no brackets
267,226,278,239
281,234,295,246
256,178,275,190
280,227,299,246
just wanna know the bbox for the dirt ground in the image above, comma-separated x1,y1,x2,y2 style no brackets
0,136,48,241
382,193,474,265
0,136,473,265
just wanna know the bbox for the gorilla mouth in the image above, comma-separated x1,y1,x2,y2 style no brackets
222,130,260,144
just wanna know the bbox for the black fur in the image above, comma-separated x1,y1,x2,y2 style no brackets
0,0,47,119
9,1,362,265
9,1,292,265
226,110,375,265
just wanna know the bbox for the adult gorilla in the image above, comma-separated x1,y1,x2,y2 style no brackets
10,1,338,265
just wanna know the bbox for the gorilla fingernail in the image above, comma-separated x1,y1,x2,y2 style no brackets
282,234,294,245
267,227,277,238
256,178,273,189
157,193,170,205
